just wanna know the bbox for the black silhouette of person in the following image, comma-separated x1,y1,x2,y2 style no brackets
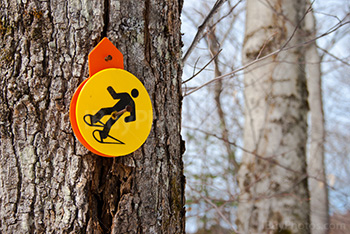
84,86,138,144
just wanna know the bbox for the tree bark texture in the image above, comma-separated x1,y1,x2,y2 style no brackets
0,0,185,233
305,7,329,234
237,0,310,233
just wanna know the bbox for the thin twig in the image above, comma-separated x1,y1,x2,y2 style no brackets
184,125,340,192
188,184,238,233
207,0,243,35
317,45,350,67
183,19,350,97
192,56,201,78
182,49,222,84
182,0,228,63
280,0,314,50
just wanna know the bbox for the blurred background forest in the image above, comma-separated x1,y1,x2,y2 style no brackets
180,0,350,233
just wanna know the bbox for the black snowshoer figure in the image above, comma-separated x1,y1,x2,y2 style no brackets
84,86,139,144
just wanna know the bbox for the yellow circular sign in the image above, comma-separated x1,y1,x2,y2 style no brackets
75,68,153,157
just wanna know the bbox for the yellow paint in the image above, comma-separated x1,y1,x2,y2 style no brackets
75,68,153,157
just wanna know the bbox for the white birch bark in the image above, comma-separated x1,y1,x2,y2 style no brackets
237,0,310,233
305,7,329,234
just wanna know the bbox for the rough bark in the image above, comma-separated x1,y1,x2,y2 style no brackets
305,7,329,234
237,0,310,233
0,0,185,233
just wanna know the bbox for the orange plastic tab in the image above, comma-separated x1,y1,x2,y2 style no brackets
89,37,124,76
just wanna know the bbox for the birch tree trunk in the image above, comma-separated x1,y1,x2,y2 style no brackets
305,7,329,234
237,0,310,233
0,0,185,233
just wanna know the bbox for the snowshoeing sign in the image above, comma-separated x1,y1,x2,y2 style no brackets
70,38,153,157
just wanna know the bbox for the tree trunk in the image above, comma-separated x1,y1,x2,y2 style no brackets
237,0,310,233
206,25,239,172
305,7,329,234
0,0,185,233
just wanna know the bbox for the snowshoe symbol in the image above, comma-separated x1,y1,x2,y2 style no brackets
83,86,138,145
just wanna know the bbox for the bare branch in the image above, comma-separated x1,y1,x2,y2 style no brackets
182,49,222,84
182,0,228,63
183,18,350,97
183,125,339,191
207,27,240,171
317,45,350,67
188,184,238,233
